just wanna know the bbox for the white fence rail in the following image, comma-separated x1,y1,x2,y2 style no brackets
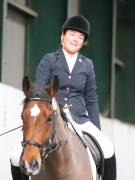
0,83,24,180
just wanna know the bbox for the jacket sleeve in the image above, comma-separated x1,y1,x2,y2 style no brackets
85,60,101,130
34,54,51,87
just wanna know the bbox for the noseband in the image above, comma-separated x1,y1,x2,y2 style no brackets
21,94,68,160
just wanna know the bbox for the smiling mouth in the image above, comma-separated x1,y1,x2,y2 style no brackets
70,43,77,46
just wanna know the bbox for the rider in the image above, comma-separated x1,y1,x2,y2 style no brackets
10,15,116,180
33,15,116,180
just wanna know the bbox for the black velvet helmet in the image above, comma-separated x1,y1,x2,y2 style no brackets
62,16,90,41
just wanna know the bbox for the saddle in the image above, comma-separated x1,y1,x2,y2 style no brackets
82,132,104,177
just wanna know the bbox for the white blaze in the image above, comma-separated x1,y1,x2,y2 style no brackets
30,104,40,117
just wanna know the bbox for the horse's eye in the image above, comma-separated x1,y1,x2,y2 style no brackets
48,115,53,122
21,113,24,120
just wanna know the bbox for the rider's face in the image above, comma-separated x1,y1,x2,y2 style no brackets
61,29,85,56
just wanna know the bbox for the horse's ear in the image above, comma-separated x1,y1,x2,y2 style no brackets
46,76,59,97
22,76,32,95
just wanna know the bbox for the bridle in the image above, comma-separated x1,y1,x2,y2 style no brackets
21,95,68,160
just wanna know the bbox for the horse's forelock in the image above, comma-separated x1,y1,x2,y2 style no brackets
24,85,52,103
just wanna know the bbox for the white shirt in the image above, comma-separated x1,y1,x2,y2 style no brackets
62,49,78,74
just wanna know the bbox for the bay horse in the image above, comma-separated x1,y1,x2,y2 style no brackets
19,76,93,180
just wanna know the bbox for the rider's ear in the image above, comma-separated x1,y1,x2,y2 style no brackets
22,76,32,96
46,76,59,97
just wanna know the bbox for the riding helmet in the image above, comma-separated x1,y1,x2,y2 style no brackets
62,15,90,41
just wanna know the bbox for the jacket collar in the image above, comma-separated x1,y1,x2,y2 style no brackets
54,48,84,74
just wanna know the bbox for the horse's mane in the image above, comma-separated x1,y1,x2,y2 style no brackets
51,97,67,123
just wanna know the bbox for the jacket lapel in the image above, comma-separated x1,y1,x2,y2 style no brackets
71,53,84,74
55,48,70,74
55,49,84,75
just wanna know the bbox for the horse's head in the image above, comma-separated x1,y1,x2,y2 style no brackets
19,76,59,175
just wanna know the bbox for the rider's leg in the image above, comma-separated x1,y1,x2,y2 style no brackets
63,108,116,179
103,154,116,180
11,163,29,180
78,121,117,180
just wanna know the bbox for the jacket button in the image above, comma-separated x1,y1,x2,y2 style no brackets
68,75,71,79
64,97,68,101
79,58,82,62
66,87,70,90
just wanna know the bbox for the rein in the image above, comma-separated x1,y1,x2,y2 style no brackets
22,96,68,160
0,125,22,137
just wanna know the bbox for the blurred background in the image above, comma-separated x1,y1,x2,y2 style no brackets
0,0,135,179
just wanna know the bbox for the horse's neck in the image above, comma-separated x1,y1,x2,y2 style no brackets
45,106,89,178
54,107,80,156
